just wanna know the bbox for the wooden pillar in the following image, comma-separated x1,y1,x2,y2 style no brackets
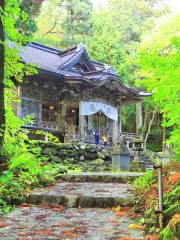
38,102,42,123
61,103,68,131
112,120,118,146
79,101,85,141
88,115,92,130
79,115,85,141
136,102,143,136
118,107,122,136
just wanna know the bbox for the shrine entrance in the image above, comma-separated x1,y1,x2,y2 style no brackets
84,112,113,144
79,101,120,145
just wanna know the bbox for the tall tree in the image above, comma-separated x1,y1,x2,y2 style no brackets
33,0,93,47
88,0,167,85
0,0,5,147
17,0,44,36
139,14,180,158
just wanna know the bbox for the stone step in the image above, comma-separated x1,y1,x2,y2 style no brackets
56,172,144,183
0,206,144,239
27,181,135,208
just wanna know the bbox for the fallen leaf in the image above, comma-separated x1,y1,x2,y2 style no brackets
169,172,180,184
19,232,27,236
38,228,53,236
35,214,48,220
61,230,80,238
78,207,85,212
112,205,121,212
115,238,138,240
52,205,65,212
115,211,127,217
109,218,119,223
147,235,158,240
0,222,7,228
128,224,145,230
20,203,30,208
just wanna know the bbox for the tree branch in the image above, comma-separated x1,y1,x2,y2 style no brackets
144,108,157,150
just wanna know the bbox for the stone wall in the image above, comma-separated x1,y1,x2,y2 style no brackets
39,142,112,172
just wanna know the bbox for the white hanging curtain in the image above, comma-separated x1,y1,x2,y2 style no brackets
79,101,118,121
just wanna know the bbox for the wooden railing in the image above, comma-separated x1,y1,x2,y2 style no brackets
23,121,60,131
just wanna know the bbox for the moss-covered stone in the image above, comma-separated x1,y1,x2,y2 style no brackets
50,156,62,163
92,158,105,166
39,142,112,172
85,152,98,160
42,147,58,156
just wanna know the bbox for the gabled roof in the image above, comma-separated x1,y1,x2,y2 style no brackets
58,44,96,71
11,41,151,101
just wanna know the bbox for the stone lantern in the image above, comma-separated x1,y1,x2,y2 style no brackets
131,138,145,171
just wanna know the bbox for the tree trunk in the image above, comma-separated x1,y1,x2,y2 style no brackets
162,126,166,153
144,108,157,150
0,0,5,148
142,108,148,138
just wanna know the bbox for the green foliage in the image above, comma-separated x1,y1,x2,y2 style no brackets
34,0,92,47
88,0,167,84
121,104,136,132
164,186,180,209
132,170,154,191
16,0,43,36
139,14,180,159
146,128,163,152
159,214,180,240
159,227,173,240
0,0,54,214
34,0,166,85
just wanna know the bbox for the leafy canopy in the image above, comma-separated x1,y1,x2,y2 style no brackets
139,14,180,158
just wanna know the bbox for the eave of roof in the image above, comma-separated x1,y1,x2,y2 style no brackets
12,41,151,99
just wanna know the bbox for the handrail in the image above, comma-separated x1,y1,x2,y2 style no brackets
23,121,60,131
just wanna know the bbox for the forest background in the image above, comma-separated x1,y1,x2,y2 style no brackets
1,0,179,158
30,0,180,157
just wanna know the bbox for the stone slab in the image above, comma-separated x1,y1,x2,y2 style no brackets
57,172,144,183
28,182,135,208
0,206,144,239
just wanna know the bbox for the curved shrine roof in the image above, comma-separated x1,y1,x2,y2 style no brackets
10,41,151,102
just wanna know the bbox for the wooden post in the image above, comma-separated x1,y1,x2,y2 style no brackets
39,90,42,123
136,102,143,137
88,115,92,130
61,103,68,131
0,0,5,148
154,162,163,229
79,101,85,141
118,107,122,136
112,120,118,146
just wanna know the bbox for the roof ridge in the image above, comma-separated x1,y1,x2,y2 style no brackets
59,46,77,55
28,42,62,54
59,47,85,70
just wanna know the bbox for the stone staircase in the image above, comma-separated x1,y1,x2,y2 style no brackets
27,172,144,208
1,173,145,239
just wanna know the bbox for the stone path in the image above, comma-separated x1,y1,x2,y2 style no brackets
0,206,144,240
0,173,145,239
